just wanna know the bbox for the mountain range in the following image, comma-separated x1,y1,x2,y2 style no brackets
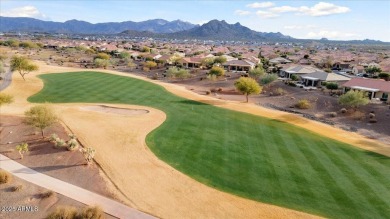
0,17,197,34
120,19,292,41
0,17,387,44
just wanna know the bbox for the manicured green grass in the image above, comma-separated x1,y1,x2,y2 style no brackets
29,71,390,218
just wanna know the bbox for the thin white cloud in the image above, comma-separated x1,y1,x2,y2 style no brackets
307,30,359,39
284,25,317,30
234,10,251,16
298,2,350,16
0,6,48,19
256,10,279,18
269,6,299,13
266,2,350,17
247,2,274,9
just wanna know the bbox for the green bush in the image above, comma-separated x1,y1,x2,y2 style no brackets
295,99,311,109
0,170,11,184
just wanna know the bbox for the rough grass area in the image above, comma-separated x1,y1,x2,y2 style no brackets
29,71,390,218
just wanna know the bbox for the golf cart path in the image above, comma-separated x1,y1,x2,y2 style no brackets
0,154,156,219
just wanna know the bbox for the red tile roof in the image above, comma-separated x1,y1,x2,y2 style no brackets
342,78,390,93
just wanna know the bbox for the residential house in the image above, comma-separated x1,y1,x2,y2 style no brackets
332,62,352,73
342,78,390,102
223,60,255,73
301,72,351,87
179,57,202,68
280,65,322,79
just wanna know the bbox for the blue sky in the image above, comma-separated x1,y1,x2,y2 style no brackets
1,1,389,41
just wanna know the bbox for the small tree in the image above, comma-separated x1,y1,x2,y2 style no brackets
201,57,215,69
94,58,110,69
338,90,369,111
94,53,110,60
234,77,262,102
141,46,151,53
119,51,130,59
378,72,389,81
326,82,339,93
24,105,58,138
16,143,29,159
166,67,190,79
143,61,157,71
10,56,39,81
248,66,265,79
214,56,227,64
290,74,299,81
366,66,382,75
208,66,225,77
260,74,278,87
80,147,96,165
0,93,13,107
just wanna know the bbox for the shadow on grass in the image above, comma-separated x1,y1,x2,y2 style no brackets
364,150,390,160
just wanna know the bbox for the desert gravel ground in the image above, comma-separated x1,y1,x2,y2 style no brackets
2,61,388,218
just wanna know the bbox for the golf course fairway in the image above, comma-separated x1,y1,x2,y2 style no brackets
28,71,390,218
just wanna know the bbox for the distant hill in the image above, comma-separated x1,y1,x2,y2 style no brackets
121,20,293,41
175,20,292,40
0,17,197,34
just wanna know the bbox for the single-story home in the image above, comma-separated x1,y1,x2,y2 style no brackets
342,78,390,102
178,57,202,68
279,65,322,79
301,72,351,87
223,60,255,73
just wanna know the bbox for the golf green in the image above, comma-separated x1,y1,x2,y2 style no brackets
29,71,390,218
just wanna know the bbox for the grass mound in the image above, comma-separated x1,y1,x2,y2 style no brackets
29,71,390,218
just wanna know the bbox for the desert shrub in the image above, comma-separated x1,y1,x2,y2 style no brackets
329,112,337,117
340,108,347,114
287,81,296,87
295,99,311,109
205,91,211,95
69,134,77,140
217,87,223,92
274,88,287,96
11,185,23,192
77,206,104,219
46,206,77,219
208,66,225,77
40,191,56,199
369,113,375,118
67,139,79,151
0,170,11,184
54,138,66,148
369,118,378,123
50,133,58,142
351,111,366,120
207,74,217,81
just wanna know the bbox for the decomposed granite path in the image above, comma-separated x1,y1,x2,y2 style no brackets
0,154,157,219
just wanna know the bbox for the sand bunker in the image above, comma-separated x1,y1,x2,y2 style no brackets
81,105,149,116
